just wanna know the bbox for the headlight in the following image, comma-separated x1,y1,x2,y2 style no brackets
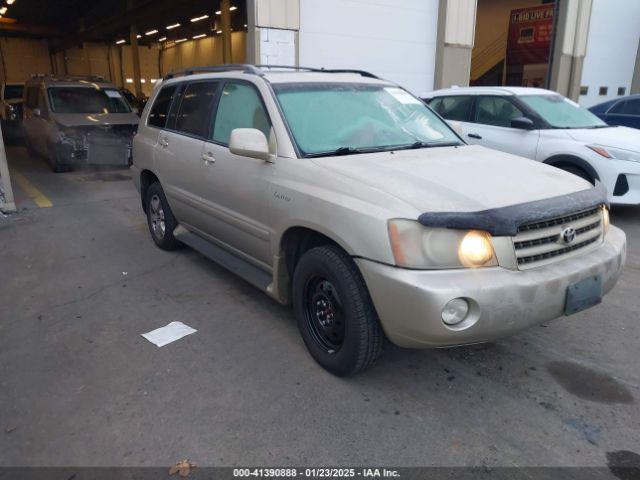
388,219,498,269
602,205,610,235
587,145,640,163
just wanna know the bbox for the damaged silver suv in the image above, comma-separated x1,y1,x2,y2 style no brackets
132,65,626,376
23,75,139,172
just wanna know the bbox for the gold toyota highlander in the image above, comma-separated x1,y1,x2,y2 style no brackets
131,65,626,376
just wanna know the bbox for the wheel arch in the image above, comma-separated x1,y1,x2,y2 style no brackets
140,169,160,213
543,154,600,183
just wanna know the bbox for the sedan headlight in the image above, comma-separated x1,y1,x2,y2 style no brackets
387,219,498,269
587,145,640,163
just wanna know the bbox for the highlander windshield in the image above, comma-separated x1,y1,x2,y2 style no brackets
520,94,606,129
273,83,462,156
48,87,132,114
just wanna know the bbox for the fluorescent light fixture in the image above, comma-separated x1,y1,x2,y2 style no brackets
175,38,187,43
126,78,133,84
150,79,157,84
0,7,7,14
166,23,181,30
145,29,158,36
216,30,222,34
136,34,142,39
116,39,126,45
158,37,167,42
190,14,209,22
6,0,15,4
141,79,146,83
230,6,237,11
193,34,206,39
215,10,221,15
244,24,247,27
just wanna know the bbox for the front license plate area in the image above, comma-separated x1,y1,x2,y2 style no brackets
564,275,603,315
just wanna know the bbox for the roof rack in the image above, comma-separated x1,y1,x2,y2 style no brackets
164,64,264,80
163,64,380,80
29,74,107,83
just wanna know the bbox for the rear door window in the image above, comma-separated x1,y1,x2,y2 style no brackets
174,81,220,138
211,82,271,145
433,96,472,122
474,96,524,127
148,85,178,129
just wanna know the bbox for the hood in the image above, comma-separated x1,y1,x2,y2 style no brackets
567,126,640,152
312,145,592,213
53,113,139,128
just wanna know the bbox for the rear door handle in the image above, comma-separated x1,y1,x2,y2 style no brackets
159,136,169,147
202,152,216,164
468,133,482,139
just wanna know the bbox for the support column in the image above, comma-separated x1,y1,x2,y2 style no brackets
548,0,593,101
434,0,477,90
130,25,143,99
247,0,299,67
632,38,640,94
221,0,232,64
0,126,16,213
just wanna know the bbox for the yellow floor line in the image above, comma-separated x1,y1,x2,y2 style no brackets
12,171,53,208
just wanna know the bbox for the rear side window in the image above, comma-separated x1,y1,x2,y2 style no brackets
174,81,219,137
475,96,524,127
434,96,472,122
211,82,270,145
611,99,640,115
148,85,177,128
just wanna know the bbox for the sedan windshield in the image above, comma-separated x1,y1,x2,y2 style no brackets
273,83,462,156
520,94,606,129
48,87,132,114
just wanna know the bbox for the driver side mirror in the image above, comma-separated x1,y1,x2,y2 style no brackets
229,128,271,162
511,117,535,130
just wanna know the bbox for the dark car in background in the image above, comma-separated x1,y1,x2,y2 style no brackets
589,94,640,129
1,82,25,143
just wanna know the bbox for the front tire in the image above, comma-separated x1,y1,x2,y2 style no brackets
293,245,384,376
145,182,180,251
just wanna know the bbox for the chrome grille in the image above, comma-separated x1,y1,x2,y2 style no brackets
513,206,604,269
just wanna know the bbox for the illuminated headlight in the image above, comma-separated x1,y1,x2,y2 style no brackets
602,205,610,235
587,145,640,163
388,219,498,269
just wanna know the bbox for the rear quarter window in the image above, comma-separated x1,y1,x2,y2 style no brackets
148,85,178,128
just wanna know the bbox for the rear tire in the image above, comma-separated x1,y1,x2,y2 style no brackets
292,245,384,376
145,182,180,251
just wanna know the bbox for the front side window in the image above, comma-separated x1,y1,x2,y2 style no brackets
274,83,462,156
435,96,472,122
174,81,219,137
520,94,606,129
211,82,270,145
611,99,640,115
475,96,524,127
48,87,132,114
148,85,177,128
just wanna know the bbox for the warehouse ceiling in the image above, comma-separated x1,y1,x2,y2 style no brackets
0,0,247,48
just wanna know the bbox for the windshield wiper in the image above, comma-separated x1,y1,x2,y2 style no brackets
396,141,462,150
306,146,366,158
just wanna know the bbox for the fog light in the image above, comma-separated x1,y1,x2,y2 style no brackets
442,298,469,326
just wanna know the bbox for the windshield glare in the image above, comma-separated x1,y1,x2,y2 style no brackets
48,87,132,114
274,83,461,156
520,94,606,129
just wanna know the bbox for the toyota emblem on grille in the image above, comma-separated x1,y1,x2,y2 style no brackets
561,227,577,245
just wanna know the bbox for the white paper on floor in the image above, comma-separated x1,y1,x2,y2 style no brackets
141,321,197,347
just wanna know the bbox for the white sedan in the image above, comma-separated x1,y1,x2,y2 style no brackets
423,87,640,205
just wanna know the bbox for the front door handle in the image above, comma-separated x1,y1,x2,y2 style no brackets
202,152,216,165
468,133,482,139
159,136,169,147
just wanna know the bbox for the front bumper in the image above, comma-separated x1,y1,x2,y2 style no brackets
356,226,626,348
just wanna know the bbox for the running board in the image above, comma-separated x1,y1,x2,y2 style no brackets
174,226,272,292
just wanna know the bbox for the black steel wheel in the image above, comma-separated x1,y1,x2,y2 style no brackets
293,244,384,376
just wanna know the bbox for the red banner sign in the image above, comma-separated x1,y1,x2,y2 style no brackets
506,4,554,67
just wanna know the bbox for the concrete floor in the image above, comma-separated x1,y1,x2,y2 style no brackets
1,146,639,469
